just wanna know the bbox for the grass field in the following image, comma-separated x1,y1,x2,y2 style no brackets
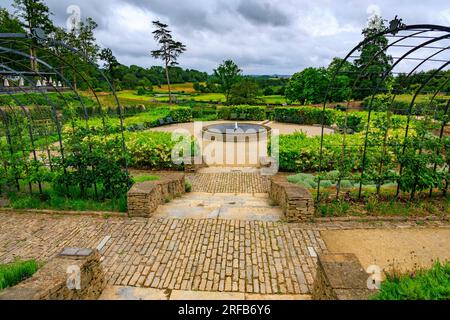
82,85,443,109
153,83,200,94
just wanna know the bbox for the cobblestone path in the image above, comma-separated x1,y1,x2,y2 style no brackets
1,212,446,295
187,173,270,193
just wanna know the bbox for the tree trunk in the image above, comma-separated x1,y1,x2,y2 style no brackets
165,62,172,104
30,46,38,72
73,73,77,91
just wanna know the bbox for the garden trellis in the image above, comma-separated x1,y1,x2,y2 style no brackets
0,28,130,200
317,19,450,201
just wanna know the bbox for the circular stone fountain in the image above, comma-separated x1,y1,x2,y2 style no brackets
201,122,272,167
203,122,272,136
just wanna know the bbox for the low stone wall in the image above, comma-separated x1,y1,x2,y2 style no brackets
269,175,314,222
0,248,105,300
128,173,185,218
312,253,375,300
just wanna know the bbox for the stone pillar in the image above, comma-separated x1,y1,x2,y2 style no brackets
312,253,375,300
0,248,105,300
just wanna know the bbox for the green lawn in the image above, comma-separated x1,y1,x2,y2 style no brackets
394,94,450,103
133,175,160,183
8,185,128,213
114,90,285,105
0,260,39,291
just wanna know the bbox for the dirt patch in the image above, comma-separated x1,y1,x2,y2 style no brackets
321,228,450,273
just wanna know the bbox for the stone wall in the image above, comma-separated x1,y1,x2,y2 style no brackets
0,248,105,300
128,173,185,218
269,175,314,222
312,253,375,300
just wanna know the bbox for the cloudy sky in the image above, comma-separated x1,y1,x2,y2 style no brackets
4,0,450,75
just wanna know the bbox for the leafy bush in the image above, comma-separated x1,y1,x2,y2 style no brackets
337,113,364,133
53,125,131,200
274,107,336,126
373,261,450,300
0,260,39,291
169,107,193,123
276,132,361,172
185,179,192,193
217,105,266,121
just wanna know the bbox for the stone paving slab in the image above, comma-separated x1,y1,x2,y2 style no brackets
153,193,283,221
99,286,311,300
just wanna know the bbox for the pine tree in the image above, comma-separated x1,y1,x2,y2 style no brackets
151,21,186,103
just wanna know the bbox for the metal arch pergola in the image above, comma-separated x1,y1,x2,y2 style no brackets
0,28,130,197
317,19,450,201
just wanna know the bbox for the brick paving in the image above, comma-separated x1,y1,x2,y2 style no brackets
187,173,270,193
0,212,447,295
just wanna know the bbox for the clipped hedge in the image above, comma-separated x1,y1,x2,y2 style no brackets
217,105,267,121
274,107,336,126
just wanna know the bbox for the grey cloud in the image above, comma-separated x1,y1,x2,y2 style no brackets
3,0,450,75
237,0,291,26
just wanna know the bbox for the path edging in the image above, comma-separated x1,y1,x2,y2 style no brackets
0,207,125,218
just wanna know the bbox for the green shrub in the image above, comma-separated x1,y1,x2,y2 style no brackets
372,261,450,300
337,113,364,133
274,107,336,126
169,107,193,123
0,260,39,291
185,180,192,193
217,105,266,121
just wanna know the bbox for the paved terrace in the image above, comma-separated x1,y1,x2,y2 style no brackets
0,212,447,297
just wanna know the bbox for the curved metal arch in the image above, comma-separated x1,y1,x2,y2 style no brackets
357,35,450,197
317,23,450,200
0,31,131,195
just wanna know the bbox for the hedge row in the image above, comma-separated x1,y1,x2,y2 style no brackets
66,107,192,134
363,94,448,116
274,107,336,126
217,105,267,121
